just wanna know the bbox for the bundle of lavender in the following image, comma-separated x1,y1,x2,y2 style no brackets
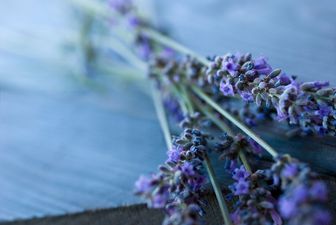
72,0,334,224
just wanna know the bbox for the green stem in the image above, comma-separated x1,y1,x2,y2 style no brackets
151,83,173,150
181,87,232,225
204,154,233,225
238,151,252,173
169,85,188,115
101,36,148,72
71,0,111,17
141,28,209,66
191,86,278,158
178,84,195,114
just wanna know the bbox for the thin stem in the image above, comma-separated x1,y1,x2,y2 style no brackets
141,28,209,66
238,151,252,173
191,85,278,158
191,96,252,173
204,154,233,225
169,85,188,115
151,83,173,150
71,0,111,17
181,87,232,225
101,36,148,72
178,84,195,114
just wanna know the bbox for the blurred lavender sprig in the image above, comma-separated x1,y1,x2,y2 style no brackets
271,155,331,225
229,166,282,225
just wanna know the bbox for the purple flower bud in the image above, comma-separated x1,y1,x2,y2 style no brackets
316,105,332,117
167,146,183,163
279,197,296,218
220,80,235,96
240,91,254,102
138,42,151,60
233,179,250,195
281,163,299,178
181,162,196,176
127,14,140,28
314,81,329,89
152,190,169,208
292,184,309,203
232,165,250,181
253,57,272,75
278,73,292,85
310,181,328,201
222,60,239,76
135,175,152,194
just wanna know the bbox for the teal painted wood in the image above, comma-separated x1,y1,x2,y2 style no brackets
0,0,336,222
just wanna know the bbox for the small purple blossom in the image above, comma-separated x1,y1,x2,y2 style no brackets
151,189,169,208
253,57,272,75
134,175,152,194
138,40,151,60
314,81,329,89
233,179,250,195
316,105,332,117
292,184,309,203
272,157,331,225
232,165,250,181
279,197,296,218
127,14,140,28
278,73,292,85
181,162,196,176
220,80,235,96
167,146,182,163
281,163,299,178
310,181,328,201
240,91,254,102
222,54,240,76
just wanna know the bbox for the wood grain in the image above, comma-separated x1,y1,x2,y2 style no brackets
0,0,336,222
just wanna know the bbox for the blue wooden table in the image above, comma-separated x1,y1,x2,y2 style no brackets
0,0,335,222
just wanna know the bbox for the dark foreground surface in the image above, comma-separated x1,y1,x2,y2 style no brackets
0,196,221,225
2,174,336,225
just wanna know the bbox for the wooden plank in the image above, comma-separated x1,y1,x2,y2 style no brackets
0,0,336,222
1,174,336,225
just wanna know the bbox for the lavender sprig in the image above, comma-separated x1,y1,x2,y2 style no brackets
271,155,331,225
206,54,336,136
229,166,282,225
135,125,218,225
